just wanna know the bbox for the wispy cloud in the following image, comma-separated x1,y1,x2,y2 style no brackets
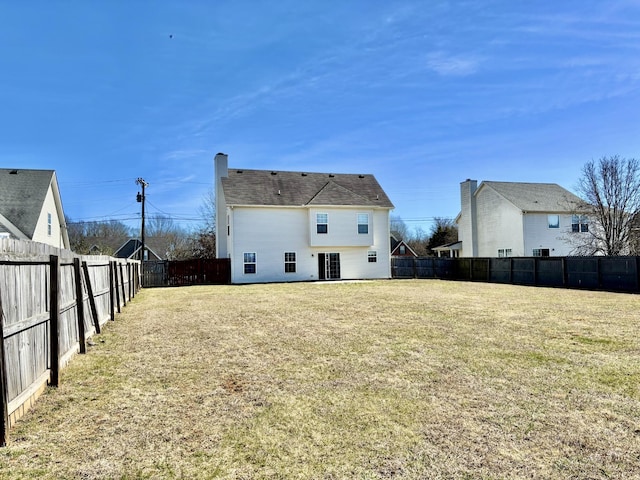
426,52,482,76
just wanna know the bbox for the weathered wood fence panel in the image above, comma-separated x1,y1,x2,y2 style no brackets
0,238,140,446
142,259,231,287
392,256,640,293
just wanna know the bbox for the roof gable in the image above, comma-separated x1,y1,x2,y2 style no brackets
0,169,55,237
221,169,393,208
308,180,372,206
480,181,582,212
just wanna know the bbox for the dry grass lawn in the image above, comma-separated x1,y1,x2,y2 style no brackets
1,280,639,479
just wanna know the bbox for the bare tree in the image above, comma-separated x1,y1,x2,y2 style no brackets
186,189,217,259
198,189,216,235
575,155,640,255
390,214,410,240
145,214,192,260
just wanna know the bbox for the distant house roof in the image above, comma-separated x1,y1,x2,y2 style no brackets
221,169,394,208
0,168,58,238
433,241,462,252
113,238,164,260
390,235,418,257
479,181,582,212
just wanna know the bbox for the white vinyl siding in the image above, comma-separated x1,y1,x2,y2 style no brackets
32,186,64,248
309,208,373,247
523,213,575,257
227,206,390,283
474,187,524,257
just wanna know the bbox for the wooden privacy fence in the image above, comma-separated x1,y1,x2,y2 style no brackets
143,258,231,287
0,239,140,446
392,256,640,293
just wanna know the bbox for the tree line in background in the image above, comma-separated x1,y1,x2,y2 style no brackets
67,191,216,260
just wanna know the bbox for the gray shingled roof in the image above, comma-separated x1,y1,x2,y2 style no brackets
0,169,55,237
481,181,583,212
221,169,394,208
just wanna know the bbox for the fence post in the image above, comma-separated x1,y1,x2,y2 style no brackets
113,261,121,314
0,297,8,446
597,257,603,289
49,255,60,387
128,263,134,299
508,258,512,283
82,262,101,334
73,258,86,354
119,263,126,306
109,262,115,321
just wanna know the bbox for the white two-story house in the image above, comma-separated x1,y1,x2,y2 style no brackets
455,179,587,258
215,153,394,283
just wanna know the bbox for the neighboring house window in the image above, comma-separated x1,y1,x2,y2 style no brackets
357,213,369,234
47,213,52,236
368,250,377,263
284,252,296,273
533,248,550,257
316,213,328,234
548,215,560,229
243,252,257,274
572,215,589,232
498,249,513,258
399,245,406,255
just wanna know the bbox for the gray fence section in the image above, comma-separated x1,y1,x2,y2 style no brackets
0,239,140,446
392,256,640,293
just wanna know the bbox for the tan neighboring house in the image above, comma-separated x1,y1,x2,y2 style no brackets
0,168,70,249
450,179,586,258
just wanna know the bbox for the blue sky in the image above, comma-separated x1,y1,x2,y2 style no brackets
2,1,640,235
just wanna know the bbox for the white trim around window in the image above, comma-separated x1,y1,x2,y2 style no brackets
284,251,296,273
243,252,257,274
357,213,369,234
316,213,328,234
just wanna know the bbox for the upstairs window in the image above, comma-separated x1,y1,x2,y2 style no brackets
498,249,512,258
47,213,52,236
399,245,406,255
357,213,369,234
316,213,328,234
572,215,589,232
547,215,560,229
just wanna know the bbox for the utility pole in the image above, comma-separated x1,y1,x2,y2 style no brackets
136,178,148,281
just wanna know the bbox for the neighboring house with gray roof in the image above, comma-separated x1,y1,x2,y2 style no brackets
215,153,394,283
453,179,586,258
112,238,164,261
0,168,70,249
